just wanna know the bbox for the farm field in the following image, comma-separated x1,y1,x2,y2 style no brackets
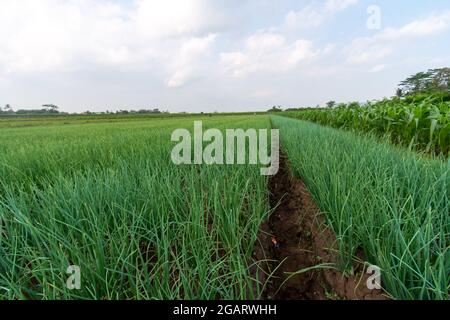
0,115,271,299
0,113,448,300
0,112,265,129
271,116,449,300
283,95,450,157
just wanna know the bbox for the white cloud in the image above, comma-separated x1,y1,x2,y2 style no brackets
0,0,136,72
134,0,225,38
221,31,318,77
380,12,450,40
284,5,325,28
0,0,225,88
346,39,392,64
369,64,386,73
346,12,450,65
324,0,359,12
284,0,358,29
166,34,217,88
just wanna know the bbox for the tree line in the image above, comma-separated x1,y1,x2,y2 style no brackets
397,67,450,97
269,67,450,112
0,104,168,116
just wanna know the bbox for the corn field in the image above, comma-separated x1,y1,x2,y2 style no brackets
283,96,450,157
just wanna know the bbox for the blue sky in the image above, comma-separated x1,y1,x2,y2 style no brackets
0,0,449,113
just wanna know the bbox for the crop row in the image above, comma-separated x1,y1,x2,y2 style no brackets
272,115,449,300
282,96,450,157
0,116,271,299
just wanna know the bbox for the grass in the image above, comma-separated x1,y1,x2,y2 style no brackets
0,115,271,299
271,115,449,300
0,112,265,129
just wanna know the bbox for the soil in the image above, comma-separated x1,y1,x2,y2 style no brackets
251,153,388,300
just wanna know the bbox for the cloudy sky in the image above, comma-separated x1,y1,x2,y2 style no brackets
0,0,449,113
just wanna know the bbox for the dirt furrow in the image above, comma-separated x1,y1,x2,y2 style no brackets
251,153,388,300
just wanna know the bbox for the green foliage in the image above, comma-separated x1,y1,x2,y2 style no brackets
42,104,59,112
326,101,336,109
0,111,267,128
272,115,449,300
283,95,450,156
1,111,448,300
0,115,271,299
399,68,450,96
268,106,283,112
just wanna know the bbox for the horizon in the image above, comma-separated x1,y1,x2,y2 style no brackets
1,0,449,113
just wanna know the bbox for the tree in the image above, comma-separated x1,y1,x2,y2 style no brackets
429,68,450,91
42,104,59,113
326,100,336,109
4,104,12,112
398,68,450,96
268,106,283,112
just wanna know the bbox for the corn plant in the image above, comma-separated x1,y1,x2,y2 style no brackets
283,96,450,157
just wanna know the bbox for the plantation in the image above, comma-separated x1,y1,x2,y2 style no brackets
283,95,450,156
271,116,449,300
0,112,448,300
0,115,271,299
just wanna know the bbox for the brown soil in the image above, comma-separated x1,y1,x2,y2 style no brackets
251,154,388,300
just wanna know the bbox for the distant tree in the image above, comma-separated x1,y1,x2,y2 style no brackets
429,68,450,91
4,104,13,112
326,100,336,109
348,101,361,108
42,104,59,113
268,106,283,112
398,68,450,96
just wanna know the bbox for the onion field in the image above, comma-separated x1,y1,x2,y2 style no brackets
0,115,271,299
272,116,449,300
0,113,448,300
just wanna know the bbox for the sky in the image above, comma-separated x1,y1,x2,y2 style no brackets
0,0,449,113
